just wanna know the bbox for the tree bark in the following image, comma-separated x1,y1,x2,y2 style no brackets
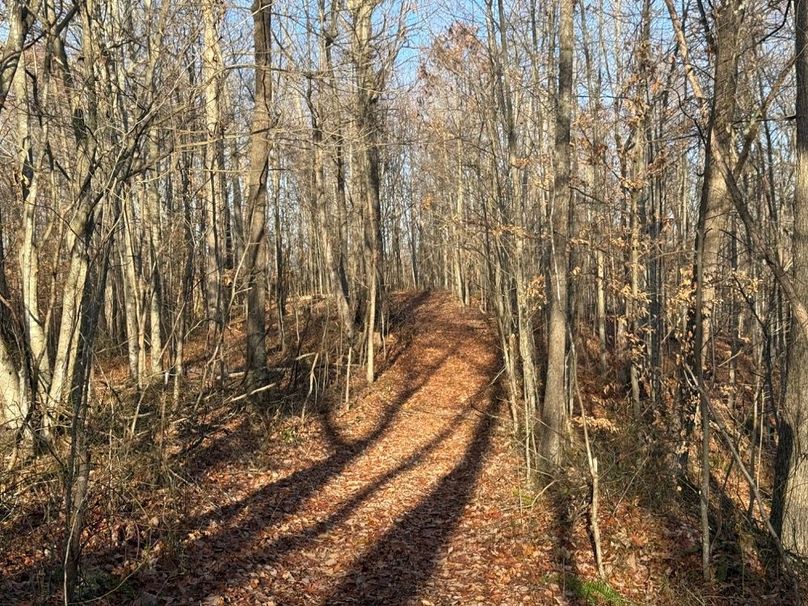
540,0,573,467
202,0,225,333
348,0,384,383
244,0,273,377
771,0,808,557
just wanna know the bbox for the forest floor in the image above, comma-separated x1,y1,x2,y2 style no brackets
0,292,798,605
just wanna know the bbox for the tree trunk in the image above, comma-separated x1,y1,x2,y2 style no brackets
677,0,743,474
310,23,354,341
348,0,384,383
689,0,743,373
244,0,273,377
540,0,573,467
202,0,225,333
772,0,808,557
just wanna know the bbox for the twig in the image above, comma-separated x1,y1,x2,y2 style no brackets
229,382,277,403
344,346,353,410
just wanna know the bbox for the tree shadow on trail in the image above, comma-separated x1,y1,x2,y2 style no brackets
321,391,502,605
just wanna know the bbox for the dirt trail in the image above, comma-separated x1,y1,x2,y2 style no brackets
141,292,551,605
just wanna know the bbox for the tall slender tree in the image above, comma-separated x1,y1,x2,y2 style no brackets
540,0,574,467
244,0,273,377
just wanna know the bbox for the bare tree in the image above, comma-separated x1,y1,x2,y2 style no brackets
540,0,574,468
244,0,273,377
